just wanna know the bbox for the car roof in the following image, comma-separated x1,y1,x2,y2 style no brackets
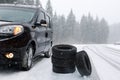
0,4,51,17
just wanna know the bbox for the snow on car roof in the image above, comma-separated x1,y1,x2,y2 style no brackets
0,4,41,8
0,0,42,8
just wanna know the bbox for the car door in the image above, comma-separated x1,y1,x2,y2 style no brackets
35,10,46,55
44,14,53,52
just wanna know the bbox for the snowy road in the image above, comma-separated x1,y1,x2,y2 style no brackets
80,45,120,80
0,45,120,80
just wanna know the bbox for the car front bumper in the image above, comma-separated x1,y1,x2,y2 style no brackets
0,47,26,66
0,32,30,66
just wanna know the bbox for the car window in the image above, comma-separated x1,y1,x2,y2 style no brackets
37,11,45,24
46,15,50,28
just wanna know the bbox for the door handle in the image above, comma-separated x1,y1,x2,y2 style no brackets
45,32,48,38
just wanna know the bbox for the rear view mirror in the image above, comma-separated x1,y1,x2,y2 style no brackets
40,19,47,27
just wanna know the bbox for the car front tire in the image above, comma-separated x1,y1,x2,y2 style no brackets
22,45,33,71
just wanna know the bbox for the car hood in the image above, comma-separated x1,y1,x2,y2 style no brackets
0,21,31,27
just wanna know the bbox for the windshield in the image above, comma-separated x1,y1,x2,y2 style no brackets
0,7,36,22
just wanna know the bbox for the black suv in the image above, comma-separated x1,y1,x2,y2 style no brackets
0,4,53,70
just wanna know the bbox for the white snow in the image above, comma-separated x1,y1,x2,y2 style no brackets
0,55,100,80
0,44,120,80
106,44,120,51
75,44,120,80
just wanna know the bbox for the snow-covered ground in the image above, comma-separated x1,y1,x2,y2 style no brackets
106,44,120,51
76,44,120,80
0,44,120,80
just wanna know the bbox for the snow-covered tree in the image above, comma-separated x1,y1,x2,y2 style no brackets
46,0,53,17
65,9,76,43
80,14,109,44
58,15,66,43
52,12,58,43
99,18,109,43
79,15,88,43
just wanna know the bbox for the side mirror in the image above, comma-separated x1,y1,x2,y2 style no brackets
40,19,47,27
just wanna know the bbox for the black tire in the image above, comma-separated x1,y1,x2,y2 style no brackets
52,44,77,59
52,56,75,68
76,51,92,76
53,65,75,74
21,45,33,71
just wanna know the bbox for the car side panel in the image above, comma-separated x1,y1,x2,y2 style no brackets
44,28,52,52
33,10,46,56
44,15,53,52
34,26,46,55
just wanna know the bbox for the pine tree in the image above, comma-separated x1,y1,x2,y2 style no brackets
80,15,88,43
80,14,109,44
58,15,66,43
46,0,53,17
100,18,109,43
52,12,58,43
66,9,76,43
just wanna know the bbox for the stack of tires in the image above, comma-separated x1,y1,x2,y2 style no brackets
52,44,77,73
52,44,92,76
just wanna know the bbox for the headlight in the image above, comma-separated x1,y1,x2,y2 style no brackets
0,25,24,36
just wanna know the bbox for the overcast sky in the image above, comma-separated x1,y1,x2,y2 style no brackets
41,0,120,25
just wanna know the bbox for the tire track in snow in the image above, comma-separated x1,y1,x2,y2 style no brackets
103,46,120,57
85,46,120,71
93,46,120,66
95,46,120,62
104,46,120,52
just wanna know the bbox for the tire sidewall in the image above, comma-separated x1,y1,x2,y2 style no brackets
83,53,92,74
76,51,92,76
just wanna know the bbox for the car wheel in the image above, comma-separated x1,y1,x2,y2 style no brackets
44,49,51,58
76,51,92,76
22,45,33,71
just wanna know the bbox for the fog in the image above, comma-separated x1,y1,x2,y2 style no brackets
44,0,120,44
41,0,120,25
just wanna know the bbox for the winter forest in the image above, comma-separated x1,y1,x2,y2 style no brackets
46,0,110,44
